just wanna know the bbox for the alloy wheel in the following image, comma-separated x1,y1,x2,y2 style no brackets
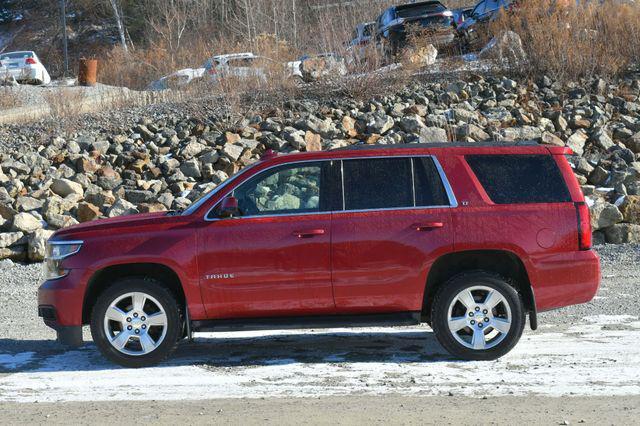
446,285,512,351
103,292,168,356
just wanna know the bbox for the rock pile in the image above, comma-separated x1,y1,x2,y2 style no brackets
0,73,639,261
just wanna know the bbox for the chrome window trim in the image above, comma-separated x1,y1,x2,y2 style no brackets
204,154,458,222
340,160,346,211
410,157,417,207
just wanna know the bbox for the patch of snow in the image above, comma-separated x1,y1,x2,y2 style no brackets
582,315,638,324
585,196,595,207
1,322,640,403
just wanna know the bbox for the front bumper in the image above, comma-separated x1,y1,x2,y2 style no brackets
530,249,601,312
37,269,85,328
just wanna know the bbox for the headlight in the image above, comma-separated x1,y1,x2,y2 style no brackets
44,241,83,280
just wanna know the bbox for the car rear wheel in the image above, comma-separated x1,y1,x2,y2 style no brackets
431,271,525,360
90,278,181,368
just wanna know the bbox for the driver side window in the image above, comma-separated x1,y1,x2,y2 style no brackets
232,162,324,216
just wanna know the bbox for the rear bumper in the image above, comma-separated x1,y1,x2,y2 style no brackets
37,269,85,328
0,67,38,80
530,250,601,312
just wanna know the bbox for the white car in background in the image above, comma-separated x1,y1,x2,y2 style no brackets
0,51,51,85
203,52,291,82
147,67,205,91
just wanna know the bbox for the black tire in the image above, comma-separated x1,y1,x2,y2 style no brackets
90,278,182,368
431,271,525,361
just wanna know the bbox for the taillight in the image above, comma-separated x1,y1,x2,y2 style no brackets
25,57,37,65
575,202,592,250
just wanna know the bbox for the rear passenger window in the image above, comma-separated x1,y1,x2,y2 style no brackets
466,155,571,204
413,157,449,206
343,158,413,210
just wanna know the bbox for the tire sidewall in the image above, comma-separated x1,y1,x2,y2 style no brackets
90,278,181,368
431,273,525,361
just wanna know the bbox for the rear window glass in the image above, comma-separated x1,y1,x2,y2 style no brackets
413,157,449,206
343,158,413,210
397,3,446,18
0,52,32,60
466,155,571,204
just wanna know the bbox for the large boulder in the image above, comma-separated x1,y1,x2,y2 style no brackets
419,127,448,143
0,232,25,248
77,202,101,222
478,31,526,64
107,198,139,218
51,178,84,198
403,44,438,67
11,213,43,233
589,199,623,230
619,195,640,224
604,223,640,244
565,130,588,156
28,229,55,262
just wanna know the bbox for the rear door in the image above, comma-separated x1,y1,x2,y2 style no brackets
331,156,455,314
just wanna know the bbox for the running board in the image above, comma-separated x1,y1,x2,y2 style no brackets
191,311,422,333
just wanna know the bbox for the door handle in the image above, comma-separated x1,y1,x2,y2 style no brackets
292,229,325,238
413,222,444,231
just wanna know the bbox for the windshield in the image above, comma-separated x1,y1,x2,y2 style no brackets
180,161,261,216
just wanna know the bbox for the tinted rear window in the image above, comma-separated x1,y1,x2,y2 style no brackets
466,154,571,204
397,3,446,18
0,52,32,60
343,158,413,210
413,157,449,206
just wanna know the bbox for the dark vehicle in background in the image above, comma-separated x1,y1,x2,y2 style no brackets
376,1,455,58
451,7,474,28
457,0,518,49
348,22,376,49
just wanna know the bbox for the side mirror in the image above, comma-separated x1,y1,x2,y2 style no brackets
218,196,240,218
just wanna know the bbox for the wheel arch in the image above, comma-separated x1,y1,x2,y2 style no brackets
82,262,186,324
422,249,536,325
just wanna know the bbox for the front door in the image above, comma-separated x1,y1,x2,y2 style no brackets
197,161,335,318
331,156,455,314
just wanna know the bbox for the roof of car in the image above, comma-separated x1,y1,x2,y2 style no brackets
330,141,539,151
259,141,571,166
395,1,446,11
213,52,256,60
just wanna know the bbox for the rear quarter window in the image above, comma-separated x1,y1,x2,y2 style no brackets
465,154,571,204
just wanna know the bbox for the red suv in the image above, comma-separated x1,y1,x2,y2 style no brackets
38,142,600,367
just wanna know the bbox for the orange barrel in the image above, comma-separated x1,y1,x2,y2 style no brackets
78,58,98,86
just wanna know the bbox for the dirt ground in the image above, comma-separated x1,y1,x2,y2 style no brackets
1,395,639,425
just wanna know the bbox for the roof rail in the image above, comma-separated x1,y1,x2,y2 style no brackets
329,140,540,151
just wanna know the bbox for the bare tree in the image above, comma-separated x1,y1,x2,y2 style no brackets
108,0,128,53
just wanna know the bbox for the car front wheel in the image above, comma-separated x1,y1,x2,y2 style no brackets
431,272,525,360
90,278,181,368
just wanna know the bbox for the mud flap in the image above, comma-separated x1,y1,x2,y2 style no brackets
57,326,83,348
